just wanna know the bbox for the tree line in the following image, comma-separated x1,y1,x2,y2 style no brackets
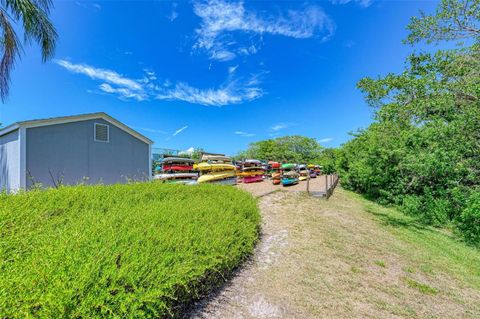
238,0,480,246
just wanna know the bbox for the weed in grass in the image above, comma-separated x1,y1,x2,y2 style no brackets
374,260,386,268
403,266,415,274
404,278,438,295
420,264,435,275
350,266,361,274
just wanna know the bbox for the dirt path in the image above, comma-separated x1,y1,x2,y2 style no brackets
235,175,330,198
190,188,480,318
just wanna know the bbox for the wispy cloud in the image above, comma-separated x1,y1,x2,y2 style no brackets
55,59,263,106
168,2,179,21
193,0,335,61
331,0,373,8
131,126,167,134
228,65,239,74
155,80,262,106
75,1,101,12
235,131,255,137
55,59,143,92
173,125,188,136
319,137,334,143
98,83,147,101
269,122,292,132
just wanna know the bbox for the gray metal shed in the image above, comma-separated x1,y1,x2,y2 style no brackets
0,113,153,193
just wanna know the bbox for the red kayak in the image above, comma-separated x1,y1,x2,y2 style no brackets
269,161,280,169
243,175,263,183
162,165,193,171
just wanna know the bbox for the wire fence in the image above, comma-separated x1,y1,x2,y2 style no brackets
325,173,339,199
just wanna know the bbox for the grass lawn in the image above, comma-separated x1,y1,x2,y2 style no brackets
0,183,260,318
192,187,480,318
360,192,480,292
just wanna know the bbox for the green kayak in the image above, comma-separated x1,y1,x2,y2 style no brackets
281,163,296,170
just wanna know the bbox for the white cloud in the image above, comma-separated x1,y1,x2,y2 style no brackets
98,83,147,101
179,147,195,155
75,1,101,11
173,125,188,136
155,79,262,106
269,122,290,131
169,11,179,21
143,69,157,81
268,132,281,137
235,131,255,137
228,65,239,74
55,59,143,91
319,137,334,143
168,2,179,21
331,0,373,8
56,59,263,106
193,0,335,61
132,126,167,134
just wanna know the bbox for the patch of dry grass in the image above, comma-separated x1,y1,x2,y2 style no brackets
193,187,480,318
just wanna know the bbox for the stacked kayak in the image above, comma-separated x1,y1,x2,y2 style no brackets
238,159,264,183
315,165,322,176
281,163,299,186
195,154,237,185
154,157,198,184
269,161,281,185
307,164,317,178
298,164,310,181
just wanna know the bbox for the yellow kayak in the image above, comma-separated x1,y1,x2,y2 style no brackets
194,162,236,171
198,171,237,183
307,164,315,169
237,170,264,177
299,175,309,181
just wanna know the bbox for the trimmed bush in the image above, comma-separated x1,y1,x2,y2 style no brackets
0,183,260,318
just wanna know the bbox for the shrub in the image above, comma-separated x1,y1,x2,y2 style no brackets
456,191,480,247
0,183,260,318
401,193,449,226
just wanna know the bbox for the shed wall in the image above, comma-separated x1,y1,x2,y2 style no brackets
0,130,20,192
26,119,150,188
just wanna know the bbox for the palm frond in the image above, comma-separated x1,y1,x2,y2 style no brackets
0,9,21,101
3,0,57,61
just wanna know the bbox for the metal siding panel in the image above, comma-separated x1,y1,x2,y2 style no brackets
0,130,20,192
26,119,149,188
88,119,149,184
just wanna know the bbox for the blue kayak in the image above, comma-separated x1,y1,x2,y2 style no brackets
281,177,299,186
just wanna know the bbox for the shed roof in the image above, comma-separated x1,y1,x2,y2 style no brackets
0,112,154,145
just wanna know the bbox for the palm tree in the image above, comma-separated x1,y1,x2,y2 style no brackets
0,0,57,101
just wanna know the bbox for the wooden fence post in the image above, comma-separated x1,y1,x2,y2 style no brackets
325,174,328,196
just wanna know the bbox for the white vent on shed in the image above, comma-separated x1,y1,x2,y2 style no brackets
94,123,109,142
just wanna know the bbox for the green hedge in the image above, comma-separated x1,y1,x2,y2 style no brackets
0,183,260,318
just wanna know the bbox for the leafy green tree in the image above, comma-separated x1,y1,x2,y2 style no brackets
190,147,205,161
339,0,480,240
315,148,341,174
0,0,57,101
237,135,323,163
406,0,479,45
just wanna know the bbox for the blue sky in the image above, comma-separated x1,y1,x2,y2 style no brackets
0,0,438,155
